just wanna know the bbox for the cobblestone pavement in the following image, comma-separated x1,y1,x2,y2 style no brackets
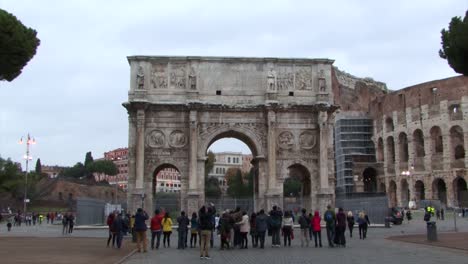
124,213,468,264
1,212,467,264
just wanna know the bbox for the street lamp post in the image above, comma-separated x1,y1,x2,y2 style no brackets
18,133,36,216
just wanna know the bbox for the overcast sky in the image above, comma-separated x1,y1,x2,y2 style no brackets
1,0,466,168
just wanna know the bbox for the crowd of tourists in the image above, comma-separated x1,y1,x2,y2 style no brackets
120,204,371,259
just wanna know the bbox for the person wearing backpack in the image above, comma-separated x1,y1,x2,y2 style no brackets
323,205,336,248
357,211,370,239
298,208,310,247
269,206,283,247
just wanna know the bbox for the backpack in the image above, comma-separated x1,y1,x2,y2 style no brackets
325,211,333,222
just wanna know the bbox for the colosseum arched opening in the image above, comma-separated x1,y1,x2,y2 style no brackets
430,126,443,170
450,126,465,169
413,129,425,171
377,137,384,162
453,177,468,207
386,137,395,174
432,178,447,206
414,180,425,205
398,132,409,170
362,167,377,193
385,117,394,132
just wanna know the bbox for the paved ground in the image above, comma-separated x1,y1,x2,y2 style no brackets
125,212,468,264
388,232,468,251
0,237,134,264
0,211,467,264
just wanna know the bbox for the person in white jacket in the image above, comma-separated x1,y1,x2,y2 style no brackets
236,211,250,249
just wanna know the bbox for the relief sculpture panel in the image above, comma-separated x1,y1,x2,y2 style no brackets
170,64,186,89
278,131,295,150
147,129,165,148
151,64,168,89
295,66,312,90
276,65,294,91
169,130,187,148
299,130,317,150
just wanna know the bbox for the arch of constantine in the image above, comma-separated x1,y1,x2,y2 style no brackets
124,56,338,214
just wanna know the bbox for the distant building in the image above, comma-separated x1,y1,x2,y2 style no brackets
41,165,65,178
94,148,129,190
207,152,252,191
154,167,181,193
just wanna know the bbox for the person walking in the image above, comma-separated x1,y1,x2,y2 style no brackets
134,208,149,253
324,205,336,248
357,211,370,239
346,211,355,238
311,210,323,247
68,213,75,234
282,211,294,247
335,208,346,247
162,212,173,248
62,213,69,235
249,212,258,248
406,210,412,223
177,211,190,249
106,212,115,247
112,213,124,249
150,209,163,250
236,211,250,249
190,212,199,248
199,203,216,259
219,211,232,250
255,209,268,249
298,209,310,247
269,205,283,247
440,208,445,220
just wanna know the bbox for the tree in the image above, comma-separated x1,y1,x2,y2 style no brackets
0,9,40,82
61,162,87,179
283,177,302,197
0,156,22,196
205,151,215,177
88,160,118,176
226,168,246,198
35,158,41,174
205,176,222,198
439,10,468,76
84,152,94,168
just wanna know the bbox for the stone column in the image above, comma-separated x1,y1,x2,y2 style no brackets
319,111,329,190
423,135,431,172
446,179,455,208
442,133,451,171
265,109,280,209
135,109,146,189
187,110,201,213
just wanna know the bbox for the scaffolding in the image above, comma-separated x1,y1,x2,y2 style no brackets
334,117,376,193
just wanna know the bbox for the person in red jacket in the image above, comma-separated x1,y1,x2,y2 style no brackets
150,209,163,250
311,210,322,248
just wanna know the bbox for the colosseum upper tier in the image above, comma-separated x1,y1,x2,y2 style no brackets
369,76,468,208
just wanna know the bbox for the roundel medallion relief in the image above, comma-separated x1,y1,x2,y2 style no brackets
147,130,165,148
299,130,317,149
278,131,295,149
169,130,187,148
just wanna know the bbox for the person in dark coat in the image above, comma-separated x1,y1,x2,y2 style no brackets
255,209,268,249
346,211,355,238
177,211,190,249
199,203,216,259
112,213,124,249
334,208,346,247
357,211,370,239
269,206,283,247
134,208,149,253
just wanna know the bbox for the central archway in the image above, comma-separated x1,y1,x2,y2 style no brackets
203,130,259,212
283,164,312,213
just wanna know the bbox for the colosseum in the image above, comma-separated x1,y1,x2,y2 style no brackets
368,76,468,208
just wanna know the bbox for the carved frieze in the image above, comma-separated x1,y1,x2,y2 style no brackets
170,64,186,89
278,131,294,150
276,66,294,91
299,130,317,149
151,64,168,89
146,129,165,148
295,66,312,90
169,130,187,148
